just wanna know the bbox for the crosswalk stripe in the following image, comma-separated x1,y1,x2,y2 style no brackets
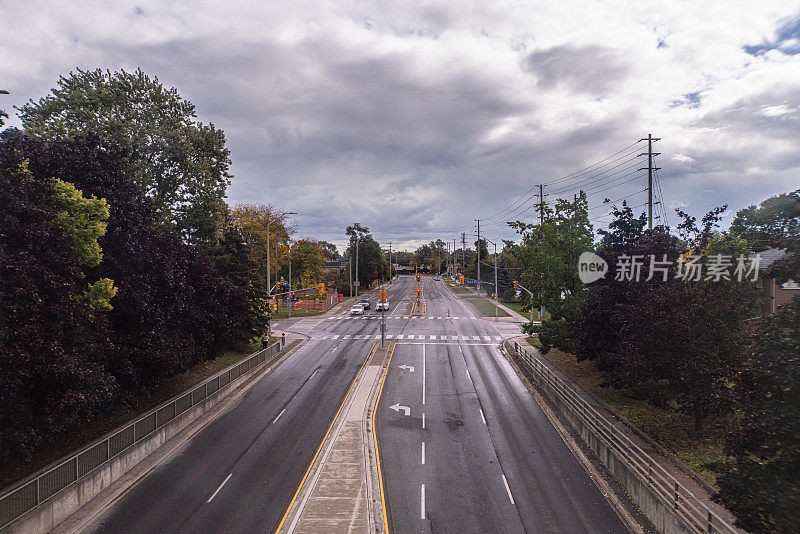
451,335,457,340
332,335,340,339
495,336,502,340
408,335,415,339
397,334,404,339
484,336,491,341
473,336,480,341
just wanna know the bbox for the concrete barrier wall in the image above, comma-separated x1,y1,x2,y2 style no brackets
1,341,297,534
505,340,739,534
540,378,692,534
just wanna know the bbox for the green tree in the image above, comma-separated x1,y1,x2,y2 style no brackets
345,223,382,288
49,178,109,268
730,189,800,251
291,239,326,289
718,299,800,534
515,192,593,341
18,68,232,244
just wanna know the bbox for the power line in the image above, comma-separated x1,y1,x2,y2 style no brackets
478,140,645,222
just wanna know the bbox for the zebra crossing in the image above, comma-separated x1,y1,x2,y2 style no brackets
310,333,504,341
324,315,476,321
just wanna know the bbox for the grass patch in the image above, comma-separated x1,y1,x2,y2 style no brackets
540,348,731,488
448,285,472,295
272,307,324,319
525,335,543,350
1,338,267,488
462,295,511,317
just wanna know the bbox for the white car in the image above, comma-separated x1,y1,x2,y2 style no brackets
350,304,365,315
376,301,389,311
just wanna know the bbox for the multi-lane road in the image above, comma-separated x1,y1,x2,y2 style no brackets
85,275,628,533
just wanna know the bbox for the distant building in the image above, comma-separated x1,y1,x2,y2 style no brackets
325,260,346,271
757,248,799,315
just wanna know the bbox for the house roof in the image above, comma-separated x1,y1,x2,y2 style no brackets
752,248,788,269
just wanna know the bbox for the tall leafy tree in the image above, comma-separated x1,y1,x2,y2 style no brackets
729,189,800,251
290,239,326,289
718,299,800,534
17,68,232,244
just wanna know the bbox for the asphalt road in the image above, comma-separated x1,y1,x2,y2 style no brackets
376,276,629,534
87,275,627,533
89,278,415,534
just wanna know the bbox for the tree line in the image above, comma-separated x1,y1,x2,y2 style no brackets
507,189,799,533
0,68,323,474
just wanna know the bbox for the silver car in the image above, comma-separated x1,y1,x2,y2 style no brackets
350,304,364,315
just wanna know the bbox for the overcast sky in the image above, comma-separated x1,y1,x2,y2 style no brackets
2,1,799,251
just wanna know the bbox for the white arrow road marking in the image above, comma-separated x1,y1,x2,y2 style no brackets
389,403,410,416
399,364,415,372
207,473,232,503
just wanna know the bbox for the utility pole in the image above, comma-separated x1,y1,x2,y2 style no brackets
461,233,466,271
387,242,392,283
639,134,661,230
535,184,548,225
494,242,498,322
476,219,481,290
355,239,359,297
288,242,292,318
348,255,353,298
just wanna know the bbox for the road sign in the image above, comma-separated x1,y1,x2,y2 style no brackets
379,289,387,302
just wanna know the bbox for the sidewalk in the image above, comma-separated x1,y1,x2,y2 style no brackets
444,283,531,323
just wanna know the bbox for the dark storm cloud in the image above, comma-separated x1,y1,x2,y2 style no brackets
525,44,629,97
3,2,800,249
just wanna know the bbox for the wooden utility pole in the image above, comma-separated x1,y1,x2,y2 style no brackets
639,133,661,230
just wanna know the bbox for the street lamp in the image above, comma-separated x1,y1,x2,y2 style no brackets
267,211,296,300
483,237,499,322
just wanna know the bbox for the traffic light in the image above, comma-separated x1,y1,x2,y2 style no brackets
459,275,464,284
416,274,421,281
417,288,421,297
318,282,325,295
379,289,387,302
513,280,518,289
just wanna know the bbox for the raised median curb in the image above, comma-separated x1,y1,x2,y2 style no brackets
0,336,307,534
277,342,394,534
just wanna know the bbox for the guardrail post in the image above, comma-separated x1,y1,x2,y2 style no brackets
674,481,679,510
707,509,713,533
647,458,652,487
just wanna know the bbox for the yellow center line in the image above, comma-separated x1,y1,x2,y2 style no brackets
273,342,377,534
373,341,396,534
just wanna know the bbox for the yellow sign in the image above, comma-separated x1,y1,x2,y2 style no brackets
318,282,326,295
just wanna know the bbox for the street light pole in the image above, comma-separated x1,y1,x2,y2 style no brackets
484,237,499,322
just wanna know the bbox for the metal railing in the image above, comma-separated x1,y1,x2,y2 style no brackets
0,341,290,530
512,341,741,534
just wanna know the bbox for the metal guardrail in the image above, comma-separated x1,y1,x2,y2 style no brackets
0,341,288,530
512,341,740,534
